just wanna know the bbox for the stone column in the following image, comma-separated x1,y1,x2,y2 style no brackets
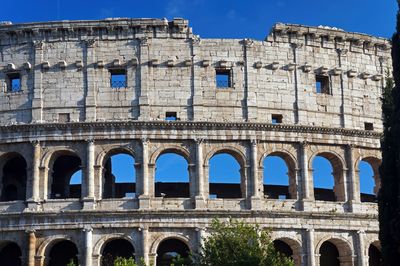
86,139,95,199
250,139,262,209
138,37,150,120
83,39,97,122
194,139,206,208
300,141,312,207
141,227,150,265
357,230,366,266
31,141,41,202
83,227,93,266
306,229,315,266
27,229,36,266
196,227,206,250
346,145,360,209
139,139,151,209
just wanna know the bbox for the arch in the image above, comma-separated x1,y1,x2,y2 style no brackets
101,149,136,198
368,241,382,266
93,234,135,256
316,237,353,266
0,152,27,201
262,151,298,199
311,151,346,202
272,236,301,265
48,150,82,199
47,239,79,266
357,156,381,202
205,146,247,168
0,241,22,266
155,152,190,198
101,238,135,266
150,146,191,166
37,235,74,258
96,145,136,167
154,237,191,266
150,234,191,255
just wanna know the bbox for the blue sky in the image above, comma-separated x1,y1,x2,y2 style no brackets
0,0,396,39
5,0,387,195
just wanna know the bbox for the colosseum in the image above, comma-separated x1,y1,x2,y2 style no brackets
0,18,392,266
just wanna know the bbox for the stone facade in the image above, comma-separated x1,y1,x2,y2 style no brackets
0,18,391,265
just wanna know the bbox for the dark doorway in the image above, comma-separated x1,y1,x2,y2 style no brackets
1,155,27,201
0,242,22,266
368,244,382,266
320,241,340,266
156,239,190,266
273,240,293,258
101,239,135,266
48,240,78,266
51,155,82,199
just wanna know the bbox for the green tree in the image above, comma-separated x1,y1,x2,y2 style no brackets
113,256,146,266
379,1,400,264
191,218,294,266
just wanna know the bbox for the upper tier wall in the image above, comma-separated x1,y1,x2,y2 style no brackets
0,18,391,131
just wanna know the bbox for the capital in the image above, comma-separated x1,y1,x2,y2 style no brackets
250,139,258,146
31,140,40,147
83,226,93,233
33,41,44,50
83,39,96,48
86,138,95,144
195,138,204,144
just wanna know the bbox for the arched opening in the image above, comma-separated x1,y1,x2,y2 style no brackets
156,238,190,266
103,153,136,198
273,240,293,258
312,153,345,202
0,242,22,266
263,153,296,199
50,153,82,199
101,239,135,266
368,243,382,266
155,152,189,198
359,157,380,203
48,240,78,266
1,154,27,201
209,152,243,199
319,241,340,266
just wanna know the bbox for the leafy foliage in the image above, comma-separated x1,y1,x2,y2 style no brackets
113,257,146,266
379,1,400,264
191,218,294,266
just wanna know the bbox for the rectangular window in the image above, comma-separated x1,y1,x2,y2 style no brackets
271,114,283,124
58,113,70,123
364,122,374,131
316,75,330,94
110,69,127,88
165,112,178,121
216,69,231,88
6,73,21,92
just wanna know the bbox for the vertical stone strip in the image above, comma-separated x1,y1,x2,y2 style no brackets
191,36,203,120
300,141,310,200
306,229,315,266
346,144,360,206
196,138,204,198
84,39,97,122
31,41,44,123
31,140,40,202
27,229,36,266
138,37,150,120
86,139,95,199
141,227,149,265
357,230,366,266
142,138,149,196
84,227,93,266
250,139,259,198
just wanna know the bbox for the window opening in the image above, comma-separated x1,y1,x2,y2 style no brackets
364,122,374,131
110,69,127,88
216,69,231,88
316,75,330,94
165,112,178,121
6,73,21,92
272,114,283,124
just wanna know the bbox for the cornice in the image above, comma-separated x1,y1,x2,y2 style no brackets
0,121,382,138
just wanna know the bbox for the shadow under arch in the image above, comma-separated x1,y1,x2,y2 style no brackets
311,151,346,202
272,237,302,265
47,150,83,199
0,240,22,266
0,152,27,201
262,151,298,200
37,236,79,266
152,236,191,266
315,237,353,266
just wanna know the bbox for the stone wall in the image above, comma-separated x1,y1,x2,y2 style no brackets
0,18,391,266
